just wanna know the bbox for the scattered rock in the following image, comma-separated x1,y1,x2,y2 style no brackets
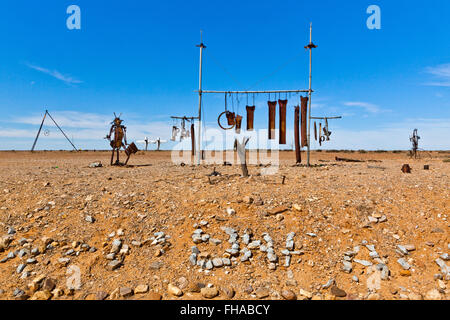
425,289,441,300
281,289,297,300
201,287,219,299
221,286,235,299
255,287,270,299
119,287,133,298
330,285,347,298
168,284,183,297
96,291,109,300
30,290,52,300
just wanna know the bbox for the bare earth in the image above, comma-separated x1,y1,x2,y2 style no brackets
0,150,448,300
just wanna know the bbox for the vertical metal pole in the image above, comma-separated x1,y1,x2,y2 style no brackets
306,23,314,167
31,110,48,152
196,32,206,165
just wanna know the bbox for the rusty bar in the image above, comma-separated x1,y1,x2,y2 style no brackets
294,106,301,164
301,96,308,147
278,99,287,145
235,115,243,134
246,106,255,131
268,101,277,140
191,123,195,156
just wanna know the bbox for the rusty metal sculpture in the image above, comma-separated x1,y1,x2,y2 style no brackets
409,129,420,159
294,105,301,164
301,96,308,147
235,114,243,133
246,106,255,131
105,113,138,166
278,99,287,145
268,101,277,140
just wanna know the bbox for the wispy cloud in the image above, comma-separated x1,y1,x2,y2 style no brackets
26,63,82,85
424,63,450,87
2,111,449,151
5,111,173,148
342,101,383,114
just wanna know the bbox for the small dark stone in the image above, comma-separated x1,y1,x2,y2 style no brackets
331,285,347,297
42,278,56,291
96,291,109,300
221,286,235,299
401,164,411,173
119,287,133,298
244,285,254,294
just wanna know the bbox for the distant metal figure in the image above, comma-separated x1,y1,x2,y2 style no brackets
150,138,167,151
105,113,128,165
138,137,150,151
409,129,420,158
137,137,167,151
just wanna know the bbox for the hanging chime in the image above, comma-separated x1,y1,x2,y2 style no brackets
314,122,317,141
191,123,195,156
294,105,301,164
246,106,255,131
278,99,287,145
235,115,243,133
300,96,308,147
268,101,277,140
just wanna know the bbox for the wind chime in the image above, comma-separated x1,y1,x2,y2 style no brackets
170,116,197,156
171,117,192,142
216,92,311,165
311,116,342,146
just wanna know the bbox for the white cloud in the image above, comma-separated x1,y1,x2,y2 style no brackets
424,63,450,87
1,111,449,151
2,111,176,150
342,101,383,114
26,63,82,85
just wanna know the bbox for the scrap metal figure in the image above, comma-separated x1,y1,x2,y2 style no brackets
410,129,420,158
105,113,128,165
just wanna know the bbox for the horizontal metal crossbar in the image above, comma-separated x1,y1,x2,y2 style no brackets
199,89,312,94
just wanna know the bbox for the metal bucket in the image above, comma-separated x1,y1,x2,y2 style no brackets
125,142,139,156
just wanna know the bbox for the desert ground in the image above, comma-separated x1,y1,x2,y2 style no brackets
0,150,448,300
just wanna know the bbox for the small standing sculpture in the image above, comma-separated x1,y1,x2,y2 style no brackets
410,129,420,159
106,113,128,166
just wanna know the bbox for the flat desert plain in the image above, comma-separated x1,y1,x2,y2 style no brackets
0,150,448,300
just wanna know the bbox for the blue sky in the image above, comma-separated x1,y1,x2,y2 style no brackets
0,0,449,150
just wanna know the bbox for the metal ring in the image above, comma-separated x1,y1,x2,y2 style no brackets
217,111,235,130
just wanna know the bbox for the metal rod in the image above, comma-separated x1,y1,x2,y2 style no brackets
31,110,48,152
171,116,199,120
46,111,78,151
200,89,311,94
311,116,342,120
196,33,206,166
306,22,316,167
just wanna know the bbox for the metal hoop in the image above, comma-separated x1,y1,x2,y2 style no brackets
218,111,236,130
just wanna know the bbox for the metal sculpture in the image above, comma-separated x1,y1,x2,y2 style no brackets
105,113,137,165
278,99,287,145
31,110,78,152
268,101,277,140
409,129,420,159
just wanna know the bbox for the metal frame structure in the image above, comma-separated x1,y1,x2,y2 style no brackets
31,110,78,152
195,24,317,166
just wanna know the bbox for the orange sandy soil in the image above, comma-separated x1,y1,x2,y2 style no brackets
0,150,448,300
